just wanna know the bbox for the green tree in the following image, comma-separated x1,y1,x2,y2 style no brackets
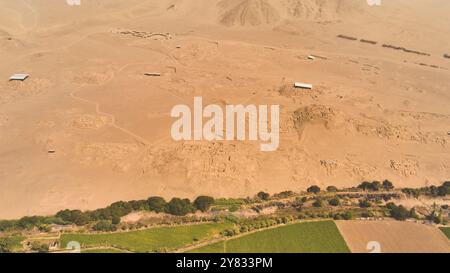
382,180,394,190
307,186,321,194
167,198,194,216
312,199,323,207
328,198,340,206
93,220,116,232
257,192,270,201
0,238,12,253
326,186,338,192
359,199,371,208
147,197,167,213
342,211,353,220
390,205,409,221
193,196,215,212
111,216,121,225
30,242,49,253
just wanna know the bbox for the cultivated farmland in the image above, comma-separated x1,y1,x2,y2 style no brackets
440,227,450,240
60,222,233,253
190,221,350,253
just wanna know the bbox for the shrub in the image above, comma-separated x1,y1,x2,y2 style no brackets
30,242,49,253
257,192,270,201
0,238,13,253
111,216,121,225
342,211,353,220
358,181,382,191
328,198,340,206
359,199,371,208
390,205,409,221
93,220,116,232
312,199,323,208
273,191,295,199
382,180,394,190
307,186,321,194
55,210,90,226
361,211,374,218
326,186,338,192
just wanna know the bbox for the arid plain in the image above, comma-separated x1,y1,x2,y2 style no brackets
0,0,449,219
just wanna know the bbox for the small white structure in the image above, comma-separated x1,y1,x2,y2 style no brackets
307,55,316,60
294,82,313,89
9,73,29,81
144,73,161,77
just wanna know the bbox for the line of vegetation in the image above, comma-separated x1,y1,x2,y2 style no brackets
401,181,450,198
0,195,216,233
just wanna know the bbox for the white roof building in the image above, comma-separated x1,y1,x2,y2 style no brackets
294,82,313,89
9,73,29,81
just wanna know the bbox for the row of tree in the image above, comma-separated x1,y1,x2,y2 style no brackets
0,196,215,232
402,181,450,198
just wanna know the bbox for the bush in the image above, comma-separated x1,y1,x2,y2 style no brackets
312,199,323,208
390,205,409,221
409,208,419,219
382,180,394,190
0,238,13,253
193,196,215,212
111,216,121,225
326,186,338,192
93,220,116,232
328,198,340,206
273,191,294,199
307,186,321,194
342,211,353,220
55,210,90,226
257,192,270,201
30,242,49,253
361,211,374,218
358,181,382,191
359,199,371,208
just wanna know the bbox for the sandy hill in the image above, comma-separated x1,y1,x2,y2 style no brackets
219,0,281,26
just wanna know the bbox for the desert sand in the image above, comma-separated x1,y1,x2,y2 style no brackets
336,220,450,253
0,0,449,219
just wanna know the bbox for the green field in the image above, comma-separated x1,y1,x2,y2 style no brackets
440,227,450,240
0,235,25,252
190,221,350,253
61,222,233,253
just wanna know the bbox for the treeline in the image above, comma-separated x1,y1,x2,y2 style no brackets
302,180,395,195
0,196,215,232
402,181,450,198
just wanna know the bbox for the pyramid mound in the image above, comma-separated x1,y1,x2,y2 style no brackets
220,0,281,26
284,0,365,20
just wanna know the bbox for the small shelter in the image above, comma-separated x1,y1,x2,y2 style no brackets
294,82,313,89
9,73,29,81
